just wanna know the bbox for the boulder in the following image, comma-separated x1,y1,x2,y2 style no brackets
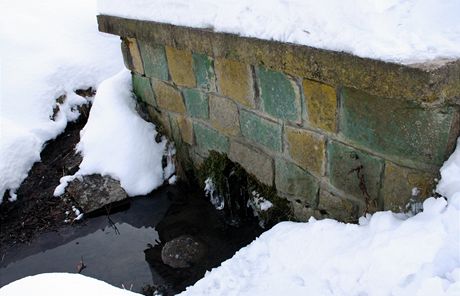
161,235,206,268
66,175,128,213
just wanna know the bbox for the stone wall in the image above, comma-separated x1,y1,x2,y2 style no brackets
98,15,460,222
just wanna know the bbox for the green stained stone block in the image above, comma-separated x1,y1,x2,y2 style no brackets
257,66,300,121
275,158,319,204
240,110,282,152
193,122,229,153
138,41,169,80
132,74,155,106
182,88,209,119
340,87,455,166
327,141,384,204
193,53,216,92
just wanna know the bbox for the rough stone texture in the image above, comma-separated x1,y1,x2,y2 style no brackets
174,114,194,145
138,40,169,80
341,87,455,167
193,122,229,153
275,158,319,205
193,52,216,92
209,95,240,136
132,74,155,106
182,88,209,119
229,141,274,186
285,126,326,176
161,235,206,268
327,141,384,208
303,79,337,132
121,37,144,74
66,175,128,213
97,15,460,222
317,189,360,222
146,105,171,137
165,46,196,88
289,200,317,222
257,66,300,122
240,110,282,152
98,15,460,104
152,80,186,113
382,162,436,212
215,58,255,108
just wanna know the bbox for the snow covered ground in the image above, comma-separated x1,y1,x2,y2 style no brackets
97,0,460,64
1,0,171,201
0,0,123,201
0,273,140,296
1,0,460,295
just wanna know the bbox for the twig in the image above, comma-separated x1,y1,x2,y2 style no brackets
76,256,86,273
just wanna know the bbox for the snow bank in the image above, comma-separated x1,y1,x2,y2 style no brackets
0,0,123,201
437,139,460,201
0,273,140,296
54,70,168,197
179,140,460,295
97,0,460,64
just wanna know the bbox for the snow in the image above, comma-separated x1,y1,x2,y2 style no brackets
178,139,460,296
54,70,168,197
97,0,460,64
2,0,460,295
437,139,460,201
0,0,123,201
0,273,141,296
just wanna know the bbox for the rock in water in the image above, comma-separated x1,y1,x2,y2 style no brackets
161,235,206,268
66,175,128,213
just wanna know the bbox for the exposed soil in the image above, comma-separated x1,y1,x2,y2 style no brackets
0,102,90,254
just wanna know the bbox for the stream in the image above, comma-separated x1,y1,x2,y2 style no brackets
0,185,262,295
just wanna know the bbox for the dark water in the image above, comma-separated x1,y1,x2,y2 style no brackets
0,185,262,294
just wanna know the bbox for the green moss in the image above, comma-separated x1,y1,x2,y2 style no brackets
198,151,292,226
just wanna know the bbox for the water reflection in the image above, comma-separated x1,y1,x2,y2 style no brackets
0,223,160,290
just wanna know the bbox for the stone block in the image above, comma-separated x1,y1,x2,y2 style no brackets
215,58,255,108
285,126,326,176
146,106,171,137
240,110,282,152
341,87,456,166
193,122,229,153
289,200,317,222
193,53,216,92
303,79,337,132
327,141,384,208
121,37,144,74
174,114,194,145
275,158,319,205
257,66,301,122
132,74,155,106
152,80,186,113
182,88,209,119
209,95,240,136
229,141,274,186
165,46,196,87
317,189,360,222
138,40,169,80
382,162,436,212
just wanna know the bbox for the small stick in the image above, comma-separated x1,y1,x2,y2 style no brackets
76,256,86,273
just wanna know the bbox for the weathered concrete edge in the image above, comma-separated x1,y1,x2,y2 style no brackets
98,15,460,104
